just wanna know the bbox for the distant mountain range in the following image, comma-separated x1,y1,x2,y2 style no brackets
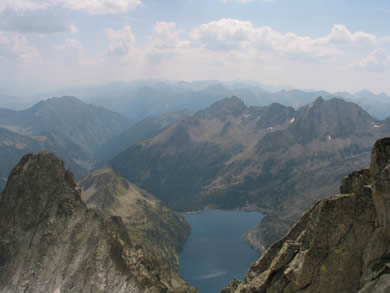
0,96,131,190
110,96,390,249
2,91,390,252
29,80,390,121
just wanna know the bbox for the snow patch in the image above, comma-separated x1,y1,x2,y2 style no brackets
374,124,382,128
267,127,273,131
290,117,295,124
327,135,332,141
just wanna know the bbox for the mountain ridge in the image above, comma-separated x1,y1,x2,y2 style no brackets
0,151,197,292
111,96,390,250
79,166,192,278
0,96,131,191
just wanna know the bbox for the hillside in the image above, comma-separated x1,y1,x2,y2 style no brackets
0,96,131,158
111,96,390,250
222,137,390,293
112,97,294,209
79,166,193,289
96,110,193,163
0,152,196,292
0,96,131,190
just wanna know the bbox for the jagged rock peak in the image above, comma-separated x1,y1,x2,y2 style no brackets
0,152,196,293
222,137,390,293
1,151,82,228
370,137,390,235
4,151,78,194
370,137,390,178
314,96,324,104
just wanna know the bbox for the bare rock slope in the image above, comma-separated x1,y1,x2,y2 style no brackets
222,137,390,293
79,166,194,291
0,152,196,293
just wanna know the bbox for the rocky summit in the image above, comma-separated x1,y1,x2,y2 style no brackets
0,152,196,293
222,137,390,293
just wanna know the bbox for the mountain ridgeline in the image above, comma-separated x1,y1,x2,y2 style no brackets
111,96,390,250
79,166,193,288
222,137,390,293
96,110,194,164
0,152,196,292
0,96,131,190
54,80,390,120
1,92,390,292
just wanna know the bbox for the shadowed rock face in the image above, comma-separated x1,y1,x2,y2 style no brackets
222,137,390,293
0,152,196,293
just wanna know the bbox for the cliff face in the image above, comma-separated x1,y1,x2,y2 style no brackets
222,137,390,293
0,152,195,293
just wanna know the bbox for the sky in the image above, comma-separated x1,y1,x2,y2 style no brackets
0,0,390,96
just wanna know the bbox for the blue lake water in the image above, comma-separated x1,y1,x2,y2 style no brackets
179,210,264,293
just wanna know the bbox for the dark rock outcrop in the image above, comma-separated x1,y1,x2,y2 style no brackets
222,137,390,293
0,152,195,293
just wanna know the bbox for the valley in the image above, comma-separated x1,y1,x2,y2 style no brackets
110,95,390,250
2,1,390,291
1,92,390,293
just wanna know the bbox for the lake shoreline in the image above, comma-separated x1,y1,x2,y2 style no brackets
179,210,265,293
180,207,269,254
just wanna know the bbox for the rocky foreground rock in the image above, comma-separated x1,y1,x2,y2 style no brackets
79,166,194,291
222,137,390,293
0,152,196,293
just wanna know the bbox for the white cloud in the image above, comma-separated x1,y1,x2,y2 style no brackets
355,49,390,72
105,25,136,56
383,36,390,42
190,20,378,61
1,19,387,96
327,24,376,45
149,22,189,50
0,32,39,60
190,19,342,59
191,19,252,51
105,22,190,61
60,0,141,14
0,0,141,14
146,22,191,62
0,0,52,12
0,8,77,34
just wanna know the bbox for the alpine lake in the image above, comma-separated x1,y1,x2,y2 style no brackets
179,210,265,293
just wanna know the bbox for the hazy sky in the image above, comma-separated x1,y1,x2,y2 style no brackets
1,0,390,95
